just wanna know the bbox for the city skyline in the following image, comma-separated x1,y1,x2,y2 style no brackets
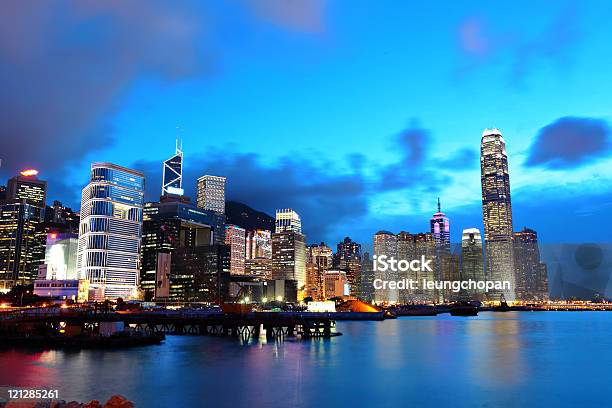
1,2,611,248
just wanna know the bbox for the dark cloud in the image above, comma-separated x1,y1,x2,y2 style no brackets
0,0,328,179
526,117,611,169
377,124,451,192
0,0,215,177
133,150,369,243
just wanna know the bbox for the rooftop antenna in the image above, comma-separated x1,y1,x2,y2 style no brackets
437,197,441,213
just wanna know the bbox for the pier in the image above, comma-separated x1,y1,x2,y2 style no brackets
0,309,340,341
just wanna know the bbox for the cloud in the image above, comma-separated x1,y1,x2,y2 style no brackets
456,6,581,84
134,150,369,242
244,0,327,33
377,124,452,192
525,117,611,169
0,0,213,178
0,0,328,179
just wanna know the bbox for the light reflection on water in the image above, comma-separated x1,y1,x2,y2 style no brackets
1,312,611,407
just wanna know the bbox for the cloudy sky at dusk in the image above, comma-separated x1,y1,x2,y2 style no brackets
1,0,611,247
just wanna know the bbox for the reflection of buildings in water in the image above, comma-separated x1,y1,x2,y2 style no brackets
465,315,525,386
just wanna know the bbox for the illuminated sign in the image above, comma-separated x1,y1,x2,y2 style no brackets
166,186,184,195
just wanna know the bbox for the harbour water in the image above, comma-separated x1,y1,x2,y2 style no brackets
1,312,610,407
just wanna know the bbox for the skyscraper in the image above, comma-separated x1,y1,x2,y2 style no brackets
161,138,184,196
76,163,145,300
275,208,301,233
7,169,47,208
513,227,548,301
0,201,45,290
0,170,47,291
196,175,226,214
373,231,398,303
140,199,223,301
430,198,450,250
461,228,485,300
480,128,515,301
306,242,333,300
225,224,246,275
271,230,306,297
334,237,362,295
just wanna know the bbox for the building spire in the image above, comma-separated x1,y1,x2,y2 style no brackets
175,126,183,155
437,197,441,213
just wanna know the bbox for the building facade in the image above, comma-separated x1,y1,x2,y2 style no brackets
373,231,398,303
275,208,301,233
460,228,485,300
225,224,246,275
271,231,306,296
513,227,549,301
334,237,362,295
196,175,226,214
140,200,222,300
76,163,145,300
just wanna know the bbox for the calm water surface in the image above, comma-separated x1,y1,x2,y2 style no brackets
1,312,611,407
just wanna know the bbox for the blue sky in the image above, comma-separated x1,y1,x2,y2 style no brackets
1,0,611,248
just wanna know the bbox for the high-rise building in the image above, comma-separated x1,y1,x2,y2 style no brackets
271,230,306,296
359,252,375,302
306,242,333,300
480,128,515,301
396,231,416,303
373,231,398,303
0,170,47,291
161,139,184,197
461,228,485,300
196,175,226,214
414,232,437,302
430,198,450,250
245,229,272,259
76,163,145,300
0,201,46,291
334,237,362,295
275,208,301,233
513,227,548,301
140,199,223,301
225,224,246,275
7,169,47,208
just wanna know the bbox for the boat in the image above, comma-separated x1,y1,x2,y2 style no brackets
450,302,479,316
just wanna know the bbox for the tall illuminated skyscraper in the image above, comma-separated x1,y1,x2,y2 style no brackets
480,128,515,300
0,169,47,291
76,163,145,300
196,175,226,214
161,138,183,196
